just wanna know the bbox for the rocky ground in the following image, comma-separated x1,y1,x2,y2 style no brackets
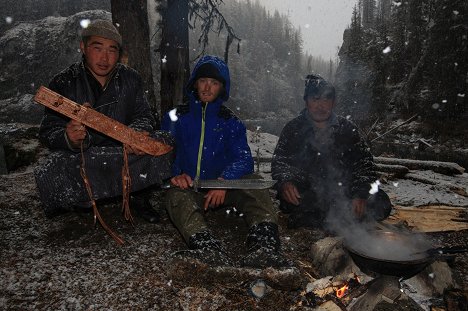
1,148,467,310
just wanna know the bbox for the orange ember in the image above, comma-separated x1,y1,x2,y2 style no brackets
336,284,349,298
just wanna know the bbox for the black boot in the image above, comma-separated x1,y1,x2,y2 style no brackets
130,193,160,223
241,222,292,269
173,230,233,266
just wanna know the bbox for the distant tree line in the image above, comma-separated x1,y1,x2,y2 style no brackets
335,0,467,124
186,0,334,121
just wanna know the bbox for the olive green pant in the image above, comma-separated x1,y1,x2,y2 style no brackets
165,176,278,243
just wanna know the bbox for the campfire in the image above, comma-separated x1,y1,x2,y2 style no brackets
335,274,360,299
302,234,464,311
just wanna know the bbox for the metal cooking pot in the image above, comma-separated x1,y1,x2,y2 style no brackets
344,230,465,279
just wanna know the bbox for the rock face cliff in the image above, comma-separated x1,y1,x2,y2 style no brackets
0,0,110,33
0,10,111,100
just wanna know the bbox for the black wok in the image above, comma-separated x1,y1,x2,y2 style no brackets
344,230,466,279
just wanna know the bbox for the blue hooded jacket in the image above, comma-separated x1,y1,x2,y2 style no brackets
161,55,254,180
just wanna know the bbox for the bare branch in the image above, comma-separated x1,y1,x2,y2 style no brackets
188,0,241,62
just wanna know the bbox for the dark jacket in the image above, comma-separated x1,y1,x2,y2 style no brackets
39,61,155,151
271,109,376,199
161,55,254,180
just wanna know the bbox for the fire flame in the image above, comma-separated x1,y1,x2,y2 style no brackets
336,274,361,298
336,283,349,298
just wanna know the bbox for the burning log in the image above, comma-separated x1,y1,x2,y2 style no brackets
305,274,367,310
374,157,465,176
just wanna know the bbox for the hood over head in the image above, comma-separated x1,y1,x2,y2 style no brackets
187,55,230,101
303,74,335,101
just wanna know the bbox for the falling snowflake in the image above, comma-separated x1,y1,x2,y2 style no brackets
393,182,399,187
305,24,310,29
432,103,440,109
369,180,381,194
80,19,91,28
161,55,167,64
169,108,178,121
383,46,391,54
5,17,13,24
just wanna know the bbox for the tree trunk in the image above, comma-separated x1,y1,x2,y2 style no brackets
159,0,190,117
110,0,159,123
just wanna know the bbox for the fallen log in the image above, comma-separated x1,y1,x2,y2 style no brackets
375,163,409,177
375,157,465,176
404,173,468,196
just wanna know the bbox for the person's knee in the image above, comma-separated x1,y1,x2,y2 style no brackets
368,189,392,220
165,188,193,210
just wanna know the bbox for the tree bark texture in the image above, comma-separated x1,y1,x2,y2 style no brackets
111,0,159,123
159,0,190,117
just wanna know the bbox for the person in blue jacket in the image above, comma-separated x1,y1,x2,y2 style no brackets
161,55,289,268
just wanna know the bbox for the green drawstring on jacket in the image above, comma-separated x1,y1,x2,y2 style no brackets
195,104,207,181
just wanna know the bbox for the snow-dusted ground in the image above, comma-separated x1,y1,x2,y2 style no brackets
0,129,466,310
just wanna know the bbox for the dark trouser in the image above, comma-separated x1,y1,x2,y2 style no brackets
34,146,173,214
164,175,278,243
280,188,392,222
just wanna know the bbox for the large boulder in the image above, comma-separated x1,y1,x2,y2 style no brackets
0,94,43,124
0,10,111,100
0,0,110,33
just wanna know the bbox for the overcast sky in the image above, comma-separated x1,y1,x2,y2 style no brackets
254,0,358,60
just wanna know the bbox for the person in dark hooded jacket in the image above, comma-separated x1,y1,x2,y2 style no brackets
161,55,289,268
34,19,173,223
271,74,391,229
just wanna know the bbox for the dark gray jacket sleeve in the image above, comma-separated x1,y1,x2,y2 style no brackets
271,120,310,189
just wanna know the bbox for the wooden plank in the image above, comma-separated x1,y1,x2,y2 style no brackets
385,205,468,232
34,86,172,157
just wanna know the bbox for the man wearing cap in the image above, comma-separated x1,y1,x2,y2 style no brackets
35,19,173,223
271,74,391,229
161,55,290,268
